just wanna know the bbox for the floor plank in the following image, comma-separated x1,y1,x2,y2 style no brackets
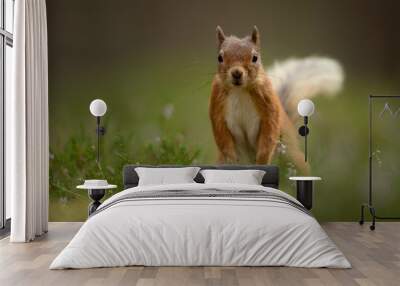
0,222,399,286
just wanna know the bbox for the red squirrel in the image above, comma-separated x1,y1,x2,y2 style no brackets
209,26,344,174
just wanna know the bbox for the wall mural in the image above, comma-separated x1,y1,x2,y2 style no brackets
46,0,400,222
209,26,342,173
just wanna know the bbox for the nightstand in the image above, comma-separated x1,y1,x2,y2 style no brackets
289,176,321,210
77,181,117,216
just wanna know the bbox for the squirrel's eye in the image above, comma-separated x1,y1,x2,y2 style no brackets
218,55,223,63
252,55,258,63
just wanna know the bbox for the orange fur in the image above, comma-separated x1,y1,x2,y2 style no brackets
209,80,238,163
210,69,281,164
209,26,309,173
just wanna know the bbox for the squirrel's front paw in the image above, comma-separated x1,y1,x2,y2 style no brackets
218,150,238,164
256,151,272,164
226,156,239,164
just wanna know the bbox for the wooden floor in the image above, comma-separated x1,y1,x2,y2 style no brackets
0,222,399,286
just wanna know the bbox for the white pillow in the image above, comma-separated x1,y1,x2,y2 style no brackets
200,169,266,185
135,167,200,186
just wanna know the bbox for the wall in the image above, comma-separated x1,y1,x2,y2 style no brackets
46,0,400,221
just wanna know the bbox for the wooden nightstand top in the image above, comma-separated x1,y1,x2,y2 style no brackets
77,184,117,190
289,176,322,181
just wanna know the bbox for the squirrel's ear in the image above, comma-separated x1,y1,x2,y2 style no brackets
216,26,226,48
251,26,260,47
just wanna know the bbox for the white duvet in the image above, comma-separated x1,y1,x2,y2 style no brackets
50,183,350,269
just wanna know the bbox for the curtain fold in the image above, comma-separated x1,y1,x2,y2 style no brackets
8,0,49,242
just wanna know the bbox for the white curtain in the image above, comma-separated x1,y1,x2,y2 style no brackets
7,0,49,242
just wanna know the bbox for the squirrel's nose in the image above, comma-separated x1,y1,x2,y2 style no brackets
231,69,243,80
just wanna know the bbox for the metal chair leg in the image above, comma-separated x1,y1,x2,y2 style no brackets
359,205,365,225
370,207,376,231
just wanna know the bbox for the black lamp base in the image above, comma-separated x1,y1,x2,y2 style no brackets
88,189,105,216
296,181,313,210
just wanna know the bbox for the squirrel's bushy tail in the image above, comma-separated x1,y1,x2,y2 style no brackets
267,56,344,120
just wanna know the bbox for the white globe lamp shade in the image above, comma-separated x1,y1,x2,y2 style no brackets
90,99,107,117
297,99,315,117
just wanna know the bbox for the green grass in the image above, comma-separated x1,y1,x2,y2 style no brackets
49,128,203,221
49,55,400,222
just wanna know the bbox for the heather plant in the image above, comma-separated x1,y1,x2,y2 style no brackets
50,132,202,200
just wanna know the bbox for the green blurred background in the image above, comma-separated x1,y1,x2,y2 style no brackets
46,0,400,221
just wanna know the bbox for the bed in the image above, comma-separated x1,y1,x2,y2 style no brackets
50,165,350,269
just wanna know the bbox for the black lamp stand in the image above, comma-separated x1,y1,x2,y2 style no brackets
95,116,106,163
298,116,310,162
88,116,107,216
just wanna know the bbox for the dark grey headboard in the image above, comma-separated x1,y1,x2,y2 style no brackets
123,165,279,189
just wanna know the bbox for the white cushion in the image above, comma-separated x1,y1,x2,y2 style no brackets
135,167,200,186
200,169,266,185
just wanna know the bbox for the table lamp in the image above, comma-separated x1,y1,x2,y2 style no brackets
297,99,315,162
89,99,107,163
